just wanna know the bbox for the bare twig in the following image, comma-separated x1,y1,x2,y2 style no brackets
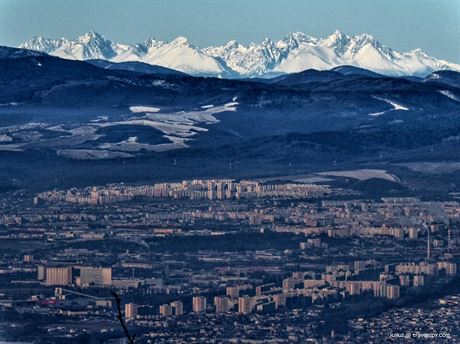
111,291,136,344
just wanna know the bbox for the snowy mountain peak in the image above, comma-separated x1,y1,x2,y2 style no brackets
224,40,240,49
28,35,51,45
144,37,164,48
325,30,349,42
77,31,106,43
353,33,380,49
170,36,190,46
18,30,460,78
280,32,317,49
20,35,68,52
332,29,346,36
323,30,351,54
409,48,430,57
285,32,315,42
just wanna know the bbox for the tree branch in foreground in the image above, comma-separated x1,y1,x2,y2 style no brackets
111,291,136,344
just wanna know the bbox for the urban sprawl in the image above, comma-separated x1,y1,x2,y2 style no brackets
1,179,459,343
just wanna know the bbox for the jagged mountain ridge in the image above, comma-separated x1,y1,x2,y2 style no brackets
19,30,460,78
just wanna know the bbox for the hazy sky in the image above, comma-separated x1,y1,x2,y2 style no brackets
1,0,459,63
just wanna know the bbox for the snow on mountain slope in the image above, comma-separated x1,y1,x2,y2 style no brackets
439,90,460,102
20,36,70,53
204,38,284,76
275,44,342,73
20,31,120,61
140,37,231,77
19,30,460,78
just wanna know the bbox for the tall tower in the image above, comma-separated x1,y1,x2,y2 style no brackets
125,303,138,320
192,296,207,313
427,227,431,260
448,228,454,251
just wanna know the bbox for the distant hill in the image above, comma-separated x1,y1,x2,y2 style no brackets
423,70,460,88
0,45,45,59
331,65,383,77
0,45,460,191
86,59,188,76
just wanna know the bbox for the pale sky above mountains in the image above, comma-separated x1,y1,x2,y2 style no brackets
1,0,459,63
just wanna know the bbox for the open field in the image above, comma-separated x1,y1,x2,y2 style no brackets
317,169,400,182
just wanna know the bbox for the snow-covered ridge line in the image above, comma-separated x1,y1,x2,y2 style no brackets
19,30,460,78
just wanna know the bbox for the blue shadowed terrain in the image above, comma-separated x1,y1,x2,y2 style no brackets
0,46,460,192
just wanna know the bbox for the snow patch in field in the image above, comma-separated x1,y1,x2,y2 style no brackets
129,106,161,113
90,116,109,123
127,101,238,144
163,135,188,145
96,133,188,154
116,119,208,138
370,96,409,117
373,96,409,111
57,149,134,160
0,134,12,142
318,169,399,182
369,111,386,117
0,143,24,151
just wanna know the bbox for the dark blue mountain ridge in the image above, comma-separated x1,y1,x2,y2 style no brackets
1,45,459,133
331,65,384,77
0,45,458,119
0,45,460,191
86,59,188,76
0,45,46,59
269,69,343,86
422,70,460,88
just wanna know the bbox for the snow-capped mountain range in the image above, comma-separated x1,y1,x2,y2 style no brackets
19,30,460,78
